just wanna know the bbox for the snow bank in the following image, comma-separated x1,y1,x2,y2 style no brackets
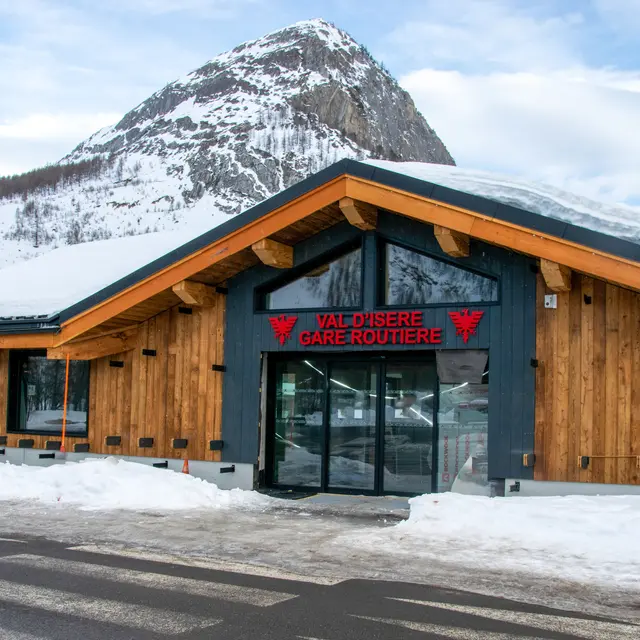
0,458,270,511
365,160,640,245
368,492,640,588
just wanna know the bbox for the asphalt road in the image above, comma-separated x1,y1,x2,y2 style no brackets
0,536,638,639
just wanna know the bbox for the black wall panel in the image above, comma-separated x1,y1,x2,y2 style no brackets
222,212,537,481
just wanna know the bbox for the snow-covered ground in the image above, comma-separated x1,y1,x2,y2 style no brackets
0,459,638,620
0,458,269,511
342,492,640,591
1,457,638,600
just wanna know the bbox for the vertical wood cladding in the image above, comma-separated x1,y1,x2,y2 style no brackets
535,273,640,485
0,296,225,460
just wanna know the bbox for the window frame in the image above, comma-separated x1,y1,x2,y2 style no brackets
6,349,90,437
255,239,365,314
376,238,501,309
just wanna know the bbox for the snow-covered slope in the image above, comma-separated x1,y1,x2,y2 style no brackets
366,160,640,244
0,19,453,269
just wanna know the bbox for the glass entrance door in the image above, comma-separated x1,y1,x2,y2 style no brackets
269,356,441,495
271,360,325,488
381,363,436,494
327,363,377,492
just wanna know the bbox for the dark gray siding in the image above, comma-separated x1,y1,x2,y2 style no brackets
222,211,536,481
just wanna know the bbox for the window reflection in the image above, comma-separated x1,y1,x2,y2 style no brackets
436,351,489,494
8,351,89,435
273,360,324,487
384,243,498,305
266,247,362,310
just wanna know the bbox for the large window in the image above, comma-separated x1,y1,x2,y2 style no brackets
263,246,362,310
7,350,89,435
383,243,498,306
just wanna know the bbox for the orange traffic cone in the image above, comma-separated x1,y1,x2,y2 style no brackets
182,458,190,474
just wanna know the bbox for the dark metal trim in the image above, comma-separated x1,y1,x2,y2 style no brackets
109,360,125,368
39,453,55,459
105,435,121,446
138,437,154,448
142,349,156,357
74,443,90,453
211,364,226,372
209,440,224,451
153,461,169,469
219,465,236,474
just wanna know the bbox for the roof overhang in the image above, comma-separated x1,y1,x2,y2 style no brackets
2,160,639,349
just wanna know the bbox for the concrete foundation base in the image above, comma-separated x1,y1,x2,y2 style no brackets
504,478,640,497
0,448,255,491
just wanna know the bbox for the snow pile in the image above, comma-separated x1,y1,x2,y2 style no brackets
0,458,270,511
366,160,640,245
0,225,218,318
365,492,640,588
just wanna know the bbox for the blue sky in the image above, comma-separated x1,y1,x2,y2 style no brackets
0,0,639,206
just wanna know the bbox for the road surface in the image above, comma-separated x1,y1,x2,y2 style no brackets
0,536,638,639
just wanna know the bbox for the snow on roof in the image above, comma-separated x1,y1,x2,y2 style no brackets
0,228,208,320
365,160,640,246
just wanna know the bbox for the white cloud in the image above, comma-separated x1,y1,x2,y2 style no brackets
386,0,584,72
103,0,260,17
387,0,640,205
0,113,121,141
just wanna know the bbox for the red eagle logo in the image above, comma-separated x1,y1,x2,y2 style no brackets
448,309,484,344
269,315,298,346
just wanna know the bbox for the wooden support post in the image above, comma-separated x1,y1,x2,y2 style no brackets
251,238,293,269
339,197,377,230
172,280,220,306
47,327,138,360
540,259,572,292
434,225,470,258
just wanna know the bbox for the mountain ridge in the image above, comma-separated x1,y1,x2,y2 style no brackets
0,18,454,268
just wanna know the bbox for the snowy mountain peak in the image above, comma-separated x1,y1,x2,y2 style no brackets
0,20,454,267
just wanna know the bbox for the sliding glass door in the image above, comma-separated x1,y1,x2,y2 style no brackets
327,363,377,492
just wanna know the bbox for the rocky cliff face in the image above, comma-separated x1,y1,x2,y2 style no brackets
0,19,454,267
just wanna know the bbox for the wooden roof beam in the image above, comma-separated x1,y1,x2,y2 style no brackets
540,259,572,292
47,326,138,360
251,238,293,269
172,280,220,306
0,334,55,349
339,197,377,230
434,225,470,258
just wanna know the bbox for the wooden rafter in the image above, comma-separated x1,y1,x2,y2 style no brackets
434,225,470,258
344,177,640,293
339,197,377,230
47,326,138,360
540,259,572,292
172,280,220,306
251,238,293,269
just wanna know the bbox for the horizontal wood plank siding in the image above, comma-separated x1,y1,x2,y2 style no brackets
0,295,225,460
535,273,640,485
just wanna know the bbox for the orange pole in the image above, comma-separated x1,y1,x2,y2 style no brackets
60,355,70,453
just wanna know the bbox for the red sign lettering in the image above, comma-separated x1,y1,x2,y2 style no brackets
269,309,483,347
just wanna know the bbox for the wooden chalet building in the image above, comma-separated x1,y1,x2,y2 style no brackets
0,159,639,497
